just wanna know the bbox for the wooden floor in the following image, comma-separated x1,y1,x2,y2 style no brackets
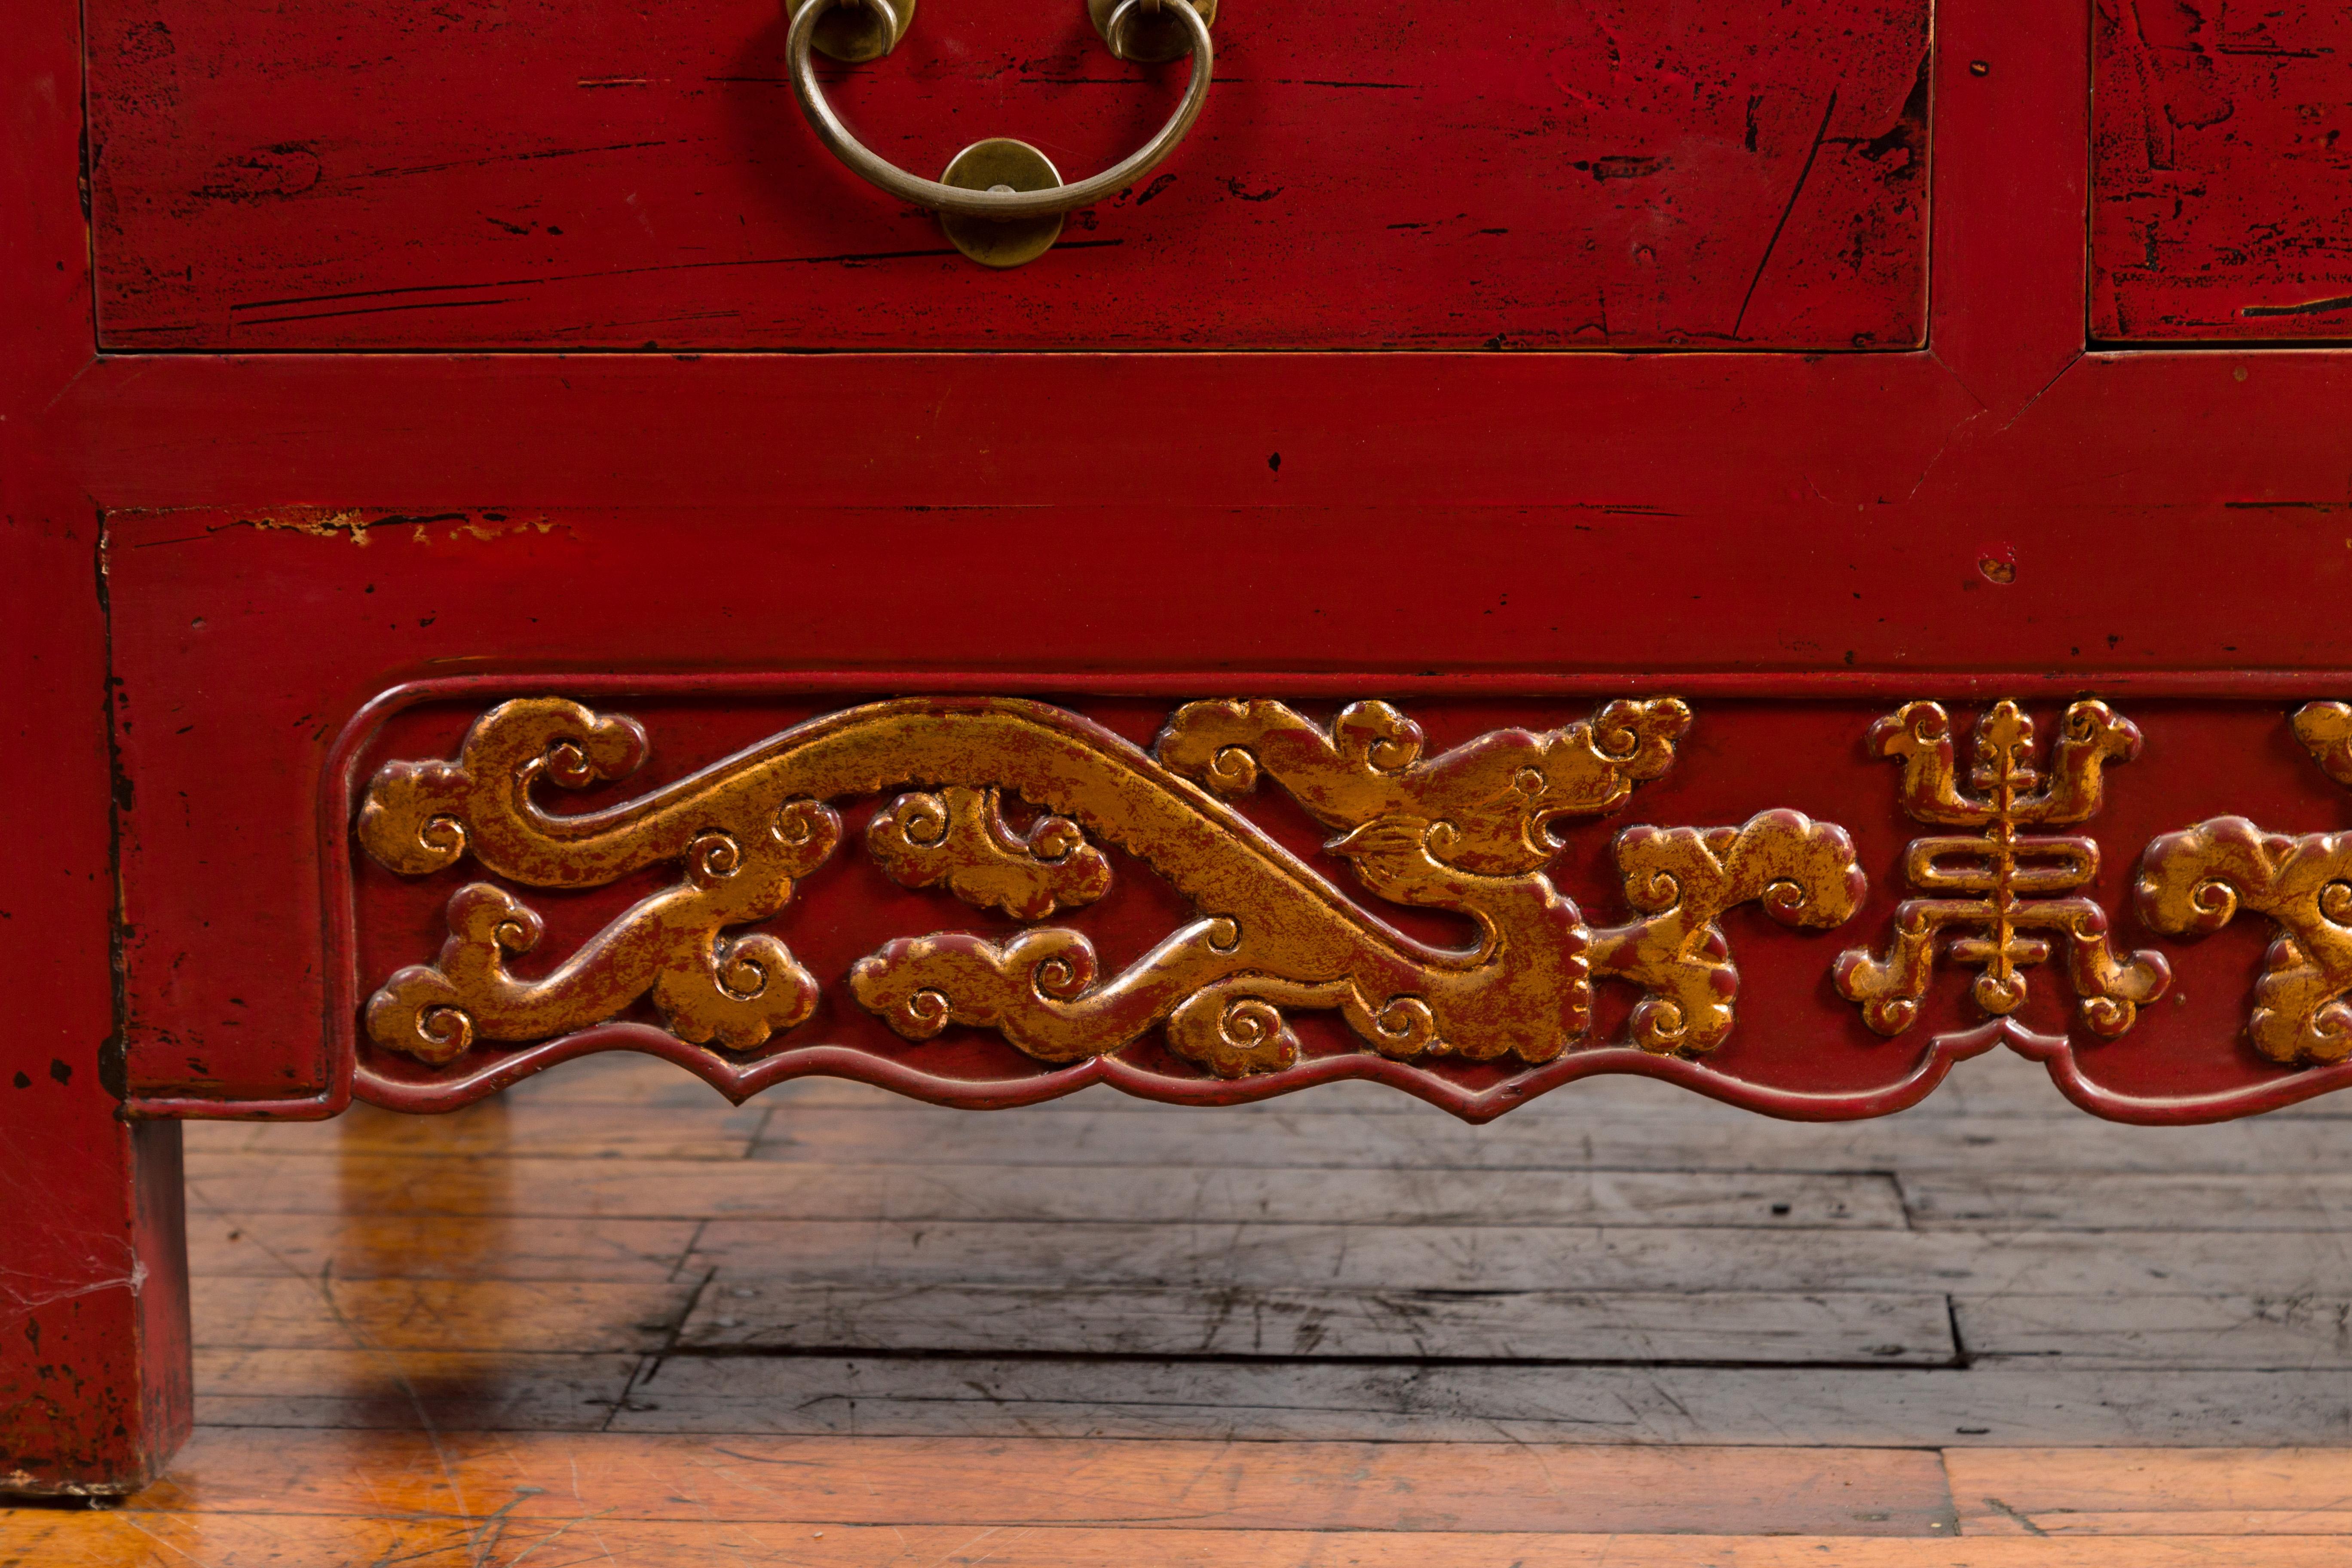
7,1047,2352,1563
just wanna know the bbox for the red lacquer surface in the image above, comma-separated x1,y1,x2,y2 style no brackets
87,0,1930,350
1,0,191,1494
324,685,2352,1125
96,505,2352,1125
9,0,2352,1491
2093,0,2352,341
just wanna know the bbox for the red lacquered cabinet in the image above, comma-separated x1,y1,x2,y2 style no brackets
10,0,2352,1494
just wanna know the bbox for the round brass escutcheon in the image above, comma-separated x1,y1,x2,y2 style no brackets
938,139,1066,269
1087,0,1216,64
785,0,917,65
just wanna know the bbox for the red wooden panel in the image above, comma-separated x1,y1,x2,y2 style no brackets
1,0,192,1494
87,0,1929,350
103,507,2352,1126
2093,0,2352,341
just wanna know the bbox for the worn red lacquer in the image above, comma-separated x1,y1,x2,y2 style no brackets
2094,0,2352,340
9,0,2352,1498
87,0,1931,349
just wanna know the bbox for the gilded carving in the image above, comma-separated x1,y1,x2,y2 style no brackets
357,696,1865,1079
1835,700,2170,1037
2135,701,2352,1066
365,808,838,1063
866,786,1112,919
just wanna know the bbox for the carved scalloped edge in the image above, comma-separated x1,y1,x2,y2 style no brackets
333,1021,2005,1125
1981,1016,2352,1125
126,675,2352,1123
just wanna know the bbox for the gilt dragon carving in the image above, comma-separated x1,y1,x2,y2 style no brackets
354,696,1866,1080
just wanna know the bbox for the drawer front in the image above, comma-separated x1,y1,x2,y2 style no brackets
89,0,1929,350
2094,0,2352,341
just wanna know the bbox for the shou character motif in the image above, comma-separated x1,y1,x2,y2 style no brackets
1835,700,2171,1038
354,696,1867,1082
2135,702,2352,1067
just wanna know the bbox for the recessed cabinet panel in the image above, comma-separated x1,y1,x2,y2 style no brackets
2094,0,2352,342
88,0,1931,351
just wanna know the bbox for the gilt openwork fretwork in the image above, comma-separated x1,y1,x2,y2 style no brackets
354,696,1868,1099
2135,701,2352,1066
1835,700,2170,1038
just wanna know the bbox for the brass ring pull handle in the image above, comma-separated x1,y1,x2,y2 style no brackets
786,0,1217,267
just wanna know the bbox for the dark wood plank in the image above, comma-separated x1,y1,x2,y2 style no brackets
1957,1297,2352,1369
751,1100,2352,1176
612,1356,2352,1446
679,1283,1957,1364
192,1349,643,1430
186,1153,1902,1228
1904,1175,2352,1232
683,1219,2352,1298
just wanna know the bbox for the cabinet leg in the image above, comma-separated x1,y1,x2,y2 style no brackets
1,407,196,1494
0,1101,191,1496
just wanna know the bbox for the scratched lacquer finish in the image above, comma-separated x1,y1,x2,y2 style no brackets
86,0,1930,349
2094,0,2352,340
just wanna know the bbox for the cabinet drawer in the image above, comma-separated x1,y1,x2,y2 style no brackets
89,0,1930,350
2094,0,2352,341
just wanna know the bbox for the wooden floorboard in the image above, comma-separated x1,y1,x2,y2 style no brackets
12,1047,2352,1562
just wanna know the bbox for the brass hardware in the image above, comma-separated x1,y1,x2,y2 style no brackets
938,139,1065,270
785,0,1217,267
784,0,916,65
1089,0,1219,63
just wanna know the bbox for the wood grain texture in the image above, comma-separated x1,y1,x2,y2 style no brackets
86,0,1929,350
192,1348,643,1430
2093,0,2352,340
21,1516,2352,1568
611,1354,2352,1445
189,1276,698,1353
184,1212,701,1280
187,1153,1906,1228
185,1099,772,1159
1957,1296,2352,1368
675,1282,1959,1363
1948,1447,2352,1535
747,1093,2352,1175
681,1217,2352,1297
1904,1173,2352,1231
118,1428,1961,1534
22,1035,2352,1552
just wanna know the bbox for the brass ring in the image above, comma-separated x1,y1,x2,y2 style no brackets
1102,0,1162,62
787,0,1213,221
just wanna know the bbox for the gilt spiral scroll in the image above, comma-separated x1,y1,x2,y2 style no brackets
353,696,1870,1102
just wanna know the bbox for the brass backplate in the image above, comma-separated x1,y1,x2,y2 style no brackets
1087,0,1216,64
939,139,1066,270
787,0,917,64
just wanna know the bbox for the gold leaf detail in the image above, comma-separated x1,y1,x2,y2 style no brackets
867,786,1112,919
1838,700,2168,1038
356,696,1858,1079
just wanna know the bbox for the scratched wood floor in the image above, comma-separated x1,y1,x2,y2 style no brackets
7,1048,2352,1565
